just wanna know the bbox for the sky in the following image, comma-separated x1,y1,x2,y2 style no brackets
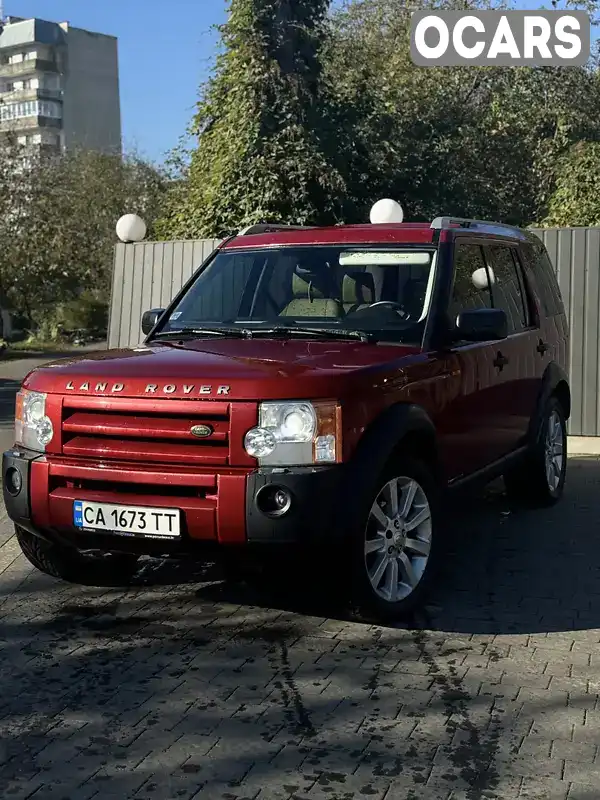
4,0,228,163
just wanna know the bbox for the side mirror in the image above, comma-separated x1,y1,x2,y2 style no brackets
141,308,165,336
455,308,507,342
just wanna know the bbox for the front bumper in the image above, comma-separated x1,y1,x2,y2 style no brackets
2,448,344,554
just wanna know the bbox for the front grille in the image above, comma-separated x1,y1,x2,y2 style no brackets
60,396,232,466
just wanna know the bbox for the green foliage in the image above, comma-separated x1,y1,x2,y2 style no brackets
156,0,346,239
159,0,600,235
541,141,600,227
0,140,166,333
61,291,109,335
325,0,600,226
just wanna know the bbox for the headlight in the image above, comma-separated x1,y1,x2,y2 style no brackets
244,401,340,466
15,390,54,451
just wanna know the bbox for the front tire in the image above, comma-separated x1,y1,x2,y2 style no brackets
349,457,440,622
504,395,567,508
15,526,140,586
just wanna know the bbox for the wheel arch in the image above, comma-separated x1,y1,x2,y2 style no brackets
344,402,443,498
528,362,571,444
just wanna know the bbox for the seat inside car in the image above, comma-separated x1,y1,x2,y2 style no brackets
342,271,375,314
279,270,342,318
401,274,430,319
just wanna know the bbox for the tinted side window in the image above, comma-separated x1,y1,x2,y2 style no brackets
449,244,492,325
485,245,528,334
521,241,564,318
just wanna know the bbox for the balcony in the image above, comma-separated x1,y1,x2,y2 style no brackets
0,115,62,132
0,59,58,77
1,87,63,102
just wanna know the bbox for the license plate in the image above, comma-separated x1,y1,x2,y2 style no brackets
73,500,180,539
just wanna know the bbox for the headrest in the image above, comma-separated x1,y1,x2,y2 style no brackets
291,271,327,299
343,272,375,304
403,275,429,302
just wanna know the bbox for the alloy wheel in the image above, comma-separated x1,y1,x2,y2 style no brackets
544,409,564,492
364,476,432,603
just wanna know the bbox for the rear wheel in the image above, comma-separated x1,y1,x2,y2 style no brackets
504,395,567,507
15,526,140,586
349,457,440,622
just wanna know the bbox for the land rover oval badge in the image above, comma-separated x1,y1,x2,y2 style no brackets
190,424,213,438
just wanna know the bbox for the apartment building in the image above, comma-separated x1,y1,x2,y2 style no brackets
0,16,121,153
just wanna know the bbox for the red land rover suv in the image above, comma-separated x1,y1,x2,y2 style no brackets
2,213,570,620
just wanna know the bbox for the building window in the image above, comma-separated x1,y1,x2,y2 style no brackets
42,74,60,91
0,99,62,121
24,51,37,61
9,53,24,64
39,100,62,119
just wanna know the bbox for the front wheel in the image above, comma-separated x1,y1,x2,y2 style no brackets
349,457,440,622
504,395,567,508
15,526,140,586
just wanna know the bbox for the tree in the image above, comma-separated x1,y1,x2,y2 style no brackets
0,143,166,336
156,0,346,239
325,0,600,226
541,141,600,226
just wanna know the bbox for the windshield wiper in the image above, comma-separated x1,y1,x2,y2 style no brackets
151,327,255,340
247,326,374,343
151,325,374,343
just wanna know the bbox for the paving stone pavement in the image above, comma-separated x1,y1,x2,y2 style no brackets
1,458,600,800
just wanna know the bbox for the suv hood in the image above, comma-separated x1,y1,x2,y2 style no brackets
23,339,422,400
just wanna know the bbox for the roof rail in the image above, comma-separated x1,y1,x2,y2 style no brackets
430,216,528,240
238,223,315,236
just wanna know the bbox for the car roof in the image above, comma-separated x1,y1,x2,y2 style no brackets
221,220,532,250
222,224,436,249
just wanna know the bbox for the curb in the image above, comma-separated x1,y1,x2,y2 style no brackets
568,436,600,456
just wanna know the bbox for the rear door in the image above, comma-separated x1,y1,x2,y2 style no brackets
481,241,543,457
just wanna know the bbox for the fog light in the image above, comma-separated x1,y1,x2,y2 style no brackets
5,467,22,497
256,485,292,518
274,489,288,509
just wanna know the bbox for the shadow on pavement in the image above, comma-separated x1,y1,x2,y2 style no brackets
8,456,599,638
183,457,600,636
1,459,599,798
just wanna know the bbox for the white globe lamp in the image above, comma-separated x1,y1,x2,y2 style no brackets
116,214,147,243
370,199,404,224
472,266,495,290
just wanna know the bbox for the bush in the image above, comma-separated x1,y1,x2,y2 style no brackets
19,291,108,344
61,291,108,336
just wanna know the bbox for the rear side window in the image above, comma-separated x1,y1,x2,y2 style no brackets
449,244,492,325
484,244,529,334
521,241,564,318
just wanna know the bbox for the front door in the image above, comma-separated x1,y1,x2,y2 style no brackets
434,241,503,479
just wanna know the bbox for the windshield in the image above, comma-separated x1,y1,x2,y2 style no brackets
154,245,437,344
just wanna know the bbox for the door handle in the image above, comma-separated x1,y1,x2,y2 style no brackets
537,339,549,355
493,351,509,371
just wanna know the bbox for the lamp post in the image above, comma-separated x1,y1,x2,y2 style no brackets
116,214,147,244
